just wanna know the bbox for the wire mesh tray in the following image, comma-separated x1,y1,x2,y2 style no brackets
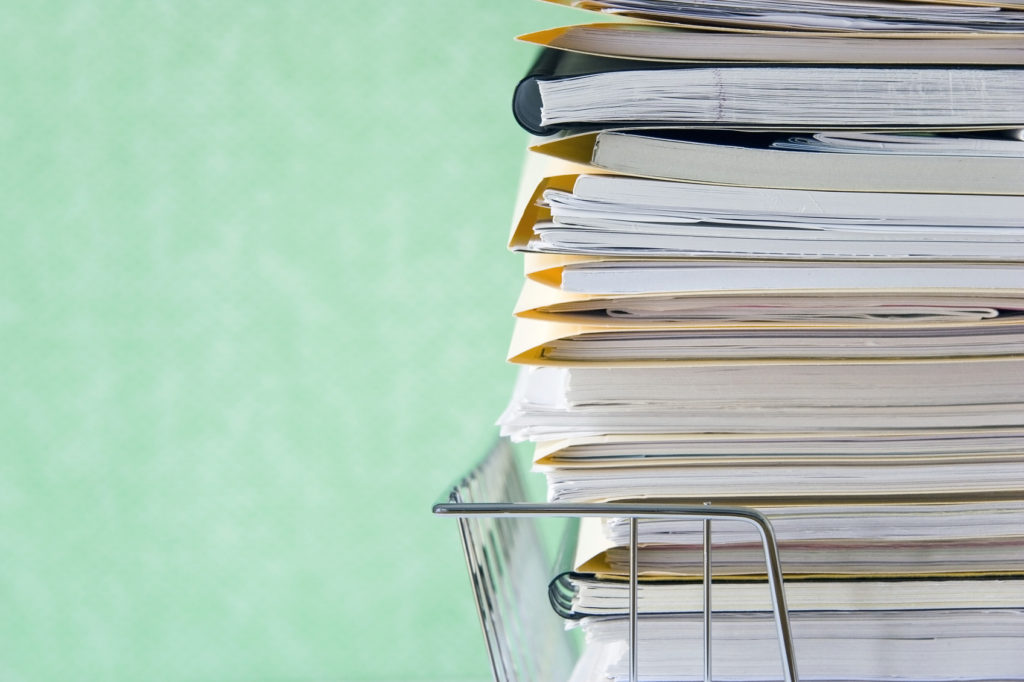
433,439,799,682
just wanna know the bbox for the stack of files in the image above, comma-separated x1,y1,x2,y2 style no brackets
493,0,1024,679
555,513,1024,679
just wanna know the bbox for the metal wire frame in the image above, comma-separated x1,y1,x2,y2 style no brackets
433,439,799,682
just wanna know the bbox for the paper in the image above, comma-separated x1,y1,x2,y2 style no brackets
538,66,1024,128
497,362,1024,440
570,611,1024,682
513,172,1024,259
543,0,1024,33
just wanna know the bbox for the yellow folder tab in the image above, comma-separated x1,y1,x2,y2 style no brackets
509,148,610,251
513,276,748,324
507,146,610,249
509,174,577,251
514,277,733,326
522,252,613,286
507,316,599,365
529,132,601,167
514,278,580,317
520,252,744,288
508,316,799,366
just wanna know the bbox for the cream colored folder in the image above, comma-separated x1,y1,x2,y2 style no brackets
508,167,1024,259
507,313,1024,365
513,276,1024,326
508,149,604,251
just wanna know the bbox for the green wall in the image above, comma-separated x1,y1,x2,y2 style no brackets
0,2,579,680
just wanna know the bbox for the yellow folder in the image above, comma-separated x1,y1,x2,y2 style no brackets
509,148,603,251
507,313,1024,365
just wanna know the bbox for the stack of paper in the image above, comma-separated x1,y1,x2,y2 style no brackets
491,0,1024,679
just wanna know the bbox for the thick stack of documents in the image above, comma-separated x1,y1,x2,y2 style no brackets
494,0,1024,679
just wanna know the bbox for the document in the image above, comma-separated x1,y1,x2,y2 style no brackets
515,48,1024,134
570,502,1024,578
510,172,1024,259
568,611,1024,682
498,363,1024,440
529,129,1024,194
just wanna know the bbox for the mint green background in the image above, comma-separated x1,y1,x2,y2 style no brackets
0,2,578,680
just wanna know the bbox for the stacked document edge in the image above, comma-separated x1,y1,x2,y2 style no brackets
492,1,1024,679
